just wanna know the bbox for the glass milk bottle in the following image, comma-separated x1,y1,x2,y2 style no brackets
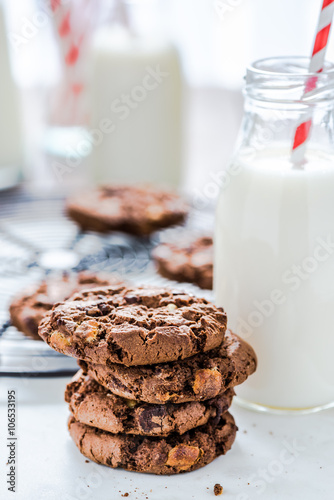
215,57,334,413
87,0,183,188
0,2,23,189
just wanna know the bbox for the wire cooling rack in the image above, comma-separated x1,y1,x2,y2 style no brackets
0,188,214,377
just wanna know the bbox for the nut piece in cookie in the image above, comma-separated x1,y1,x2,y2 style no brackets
166,445,202,470
50,331,71,351
193,368,223,400
75,320,100,343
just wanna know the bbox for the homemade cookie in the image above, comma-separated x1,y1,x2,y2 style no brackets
66,185,188,236
9,272,118,340
153,236,213,289
65,370,235,437
68,411,237,474
79,330,257,404
39,286,227,366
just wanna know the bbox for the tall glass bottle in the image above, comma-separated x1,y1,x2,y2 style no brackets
215,57,334,413
0,1,23,189
87,0,183,188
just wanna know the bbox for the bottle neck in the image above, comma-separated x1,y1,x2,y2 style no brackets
236,94,334,160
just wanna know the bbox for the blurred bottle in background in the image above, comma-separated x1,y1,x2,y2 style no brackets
2,0,322,193
43,0,100,163
87,0,183,188
0,0,23,190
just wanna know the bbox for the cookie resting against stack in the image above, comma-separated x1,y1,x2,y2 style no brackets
38,285,257,475
9,272,120,340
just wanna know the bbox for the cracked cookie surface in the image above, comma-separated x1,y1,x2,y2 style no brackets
66,185,188,236
65,370,234,436
68,411,237,474
39,285,227,366
79,330,257,404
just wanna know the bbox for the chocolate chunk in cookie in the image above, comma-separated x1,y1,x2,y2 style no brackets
153,236,213,289
65,370,234,436
39,286,227,366
9,272,119,340
66,185,188,236
68,411,237,474
79,330,257,404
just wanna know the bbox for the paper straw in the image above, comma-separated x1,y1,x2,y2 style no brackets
291,0,334,165
50,0,98,124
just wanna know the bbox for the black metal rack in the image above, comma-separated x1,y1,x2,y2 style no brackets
0,188,214,377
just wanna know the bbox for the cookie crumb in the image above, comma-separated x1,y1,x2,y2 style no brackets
214,484,223,496
85,460,89,463
121,494,129,498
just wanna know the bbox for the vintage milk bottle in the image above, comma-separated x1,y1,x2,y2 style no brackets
215,57,334,412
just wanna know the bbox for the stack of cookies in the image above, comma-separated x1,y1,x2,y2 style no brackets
39,285,257,475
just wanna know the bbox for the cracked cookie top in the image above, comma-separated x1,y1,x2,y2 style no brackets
38,285,227,366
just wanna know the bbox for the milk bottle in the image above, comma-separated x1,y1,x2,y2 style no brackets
0,2,23,189
87,1,183,188
215,57,334,412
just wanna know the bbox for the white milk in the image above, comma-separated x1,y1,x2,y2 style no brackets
215,148,334,410
87,26,183,187
0,3,22,189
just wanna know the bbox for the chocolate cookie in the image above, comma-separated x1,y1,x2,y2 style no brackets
65,370,234,437
79,330,257,404
66,185,188,236
153,236,213,289
9,272,119,340
39,286,227,366
68,411,237,474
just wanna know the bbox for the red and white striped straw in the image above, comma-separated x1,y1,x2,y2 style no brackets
291,0,334,165
50,0,98,124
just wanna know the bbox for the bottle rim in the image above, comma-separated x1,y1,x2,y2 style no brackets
247,56,334,78
245,56,334,104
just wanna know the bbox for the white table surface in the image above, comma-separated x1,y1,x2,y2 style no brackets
0,377,333,500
